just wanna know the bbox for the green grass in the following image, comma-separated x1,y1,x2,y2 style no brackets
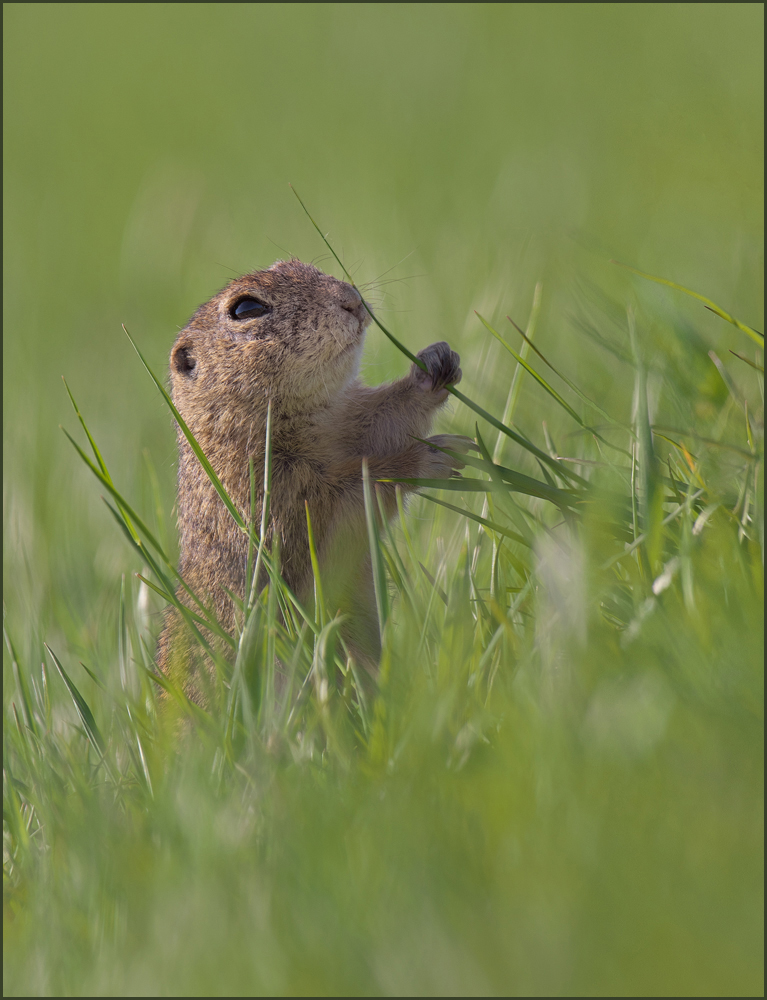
4,240,763,995
3,4,764,996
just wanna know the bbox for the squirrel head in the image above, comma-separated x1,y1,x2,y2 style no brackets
169,260,370,421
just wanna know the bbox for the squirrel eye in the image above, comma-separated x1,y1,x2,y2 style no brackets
231,297,270,321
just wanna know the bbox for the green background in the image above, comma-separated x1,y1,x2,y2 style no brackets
4,2,763,649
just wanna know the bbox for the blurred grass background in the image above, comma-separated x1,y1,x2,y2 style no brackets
3,3,764,996
4,2,762,653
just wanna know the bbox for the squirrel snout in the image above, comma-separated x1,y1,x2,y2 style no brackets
334,284,369,332
338,286,363,313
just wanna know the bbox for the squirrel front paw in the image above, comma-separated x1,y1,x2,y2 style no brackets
411,342,462,401
418,434,477,479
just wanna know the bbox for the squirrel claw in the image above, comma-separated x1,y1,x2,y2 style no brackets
421,433,472,479
427,433,477,456
412,341,462,394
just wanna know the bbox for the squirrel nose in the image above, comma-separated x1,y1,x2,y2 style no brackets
338,285,363,312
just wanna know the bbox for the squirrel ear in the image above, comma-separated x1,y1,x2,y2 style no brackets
172,342,196,377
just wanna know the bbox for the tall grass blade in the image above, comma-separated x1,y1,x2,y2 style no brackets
142,664,215,732
39,659,52,732
62,378,146,547
126,706,153,798
45,644,106,756
389,437,581,508
102,498,234,649
257,547,279,731
79,661,106,692
244,457,257,616
475,426,536,534
505,315,628,429
247,402,273,613
134,574,232,649
420,494,530,546
729,351,764,373
477,311,583,424
418,562,448,606
362,459,389,641
143,448,170,553
629,309,663,569
382,476,579,506
62,378,115,481
493,283,541,461
305,501,326,629
651,427,756,460
395,485,419,571
478,312,631,459
122,324,246,530
3,755,30,855
118,574,129,691
709,350,744,405
613,260,763,346
603,489,705,569
5,625,38,738
225,410,274,744
447,386,588,486
63,427,169,560
101,490,226,634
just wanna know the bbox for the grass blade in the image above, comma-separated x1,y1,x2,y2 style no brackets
478,312,631,459
63,427,169,560
140,664,215,732
449,386,588,486
382,476,580,507
401,438,581,509
62,409,232,641
122,324,246,530
613,260,763,346
62,378,115,481
363,459,389,641
505,315,629,431
4,624,38,738
493,283,541,460
729,351,764,373
246,402,273,614
709,351,744,405
629,309,663,570
477,311,583,424
45,644,105,756
102,498,235,648
135,573,234,646
418,561,448,606
79,661,106,692
420,493,530,546
602,489,705,569
143,448,170,553
305,501,326,629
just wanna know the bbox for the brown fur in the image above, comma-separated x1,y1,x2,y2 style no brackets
156,259,469,697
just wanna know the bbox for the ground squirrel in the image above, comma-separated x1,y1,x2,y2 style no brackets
157,259,470,697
